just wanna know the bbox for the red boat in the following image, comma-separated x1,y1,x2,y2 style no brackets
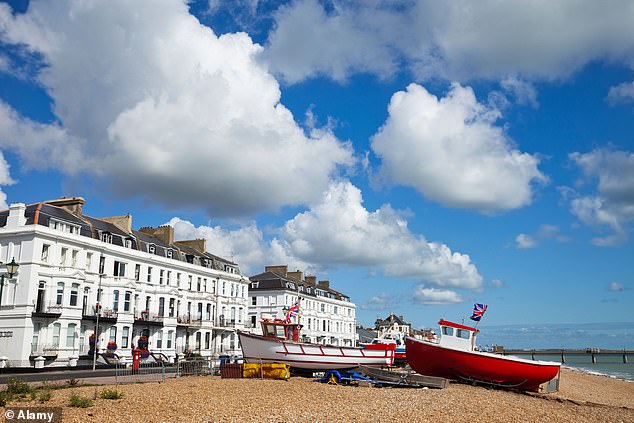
405,319,560,391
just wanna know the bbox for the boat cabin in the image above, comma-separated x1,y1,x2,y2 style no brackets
260,318,302,342
437,319,479,351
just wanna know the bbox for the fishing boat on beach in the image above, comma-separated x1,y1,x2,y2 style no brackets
238,318,396,370
405,318,561,391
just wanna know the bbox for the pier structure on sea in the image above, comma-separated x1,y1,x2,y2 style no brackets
498,348,632,364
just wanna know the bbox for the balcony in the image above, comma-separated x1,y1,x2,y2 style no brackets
134,311,164,326
30,344,59,357
82,306,118,323
32,302,62,318
176,314,202,328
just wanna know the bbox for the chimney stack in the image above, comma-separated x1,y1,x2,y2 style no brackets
100,215,133,234
139,225,174,245
175,239,207,253
6,203,27,228
44,197,86,215
286,270,303,282
317,280,330,290
265,265,288,277
304,276,317,286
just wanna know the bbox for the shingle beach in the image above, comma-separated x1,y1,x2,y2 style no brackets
4,368,632,422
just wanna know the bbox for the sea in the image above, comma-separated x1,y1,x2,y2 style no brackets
475,322,634,382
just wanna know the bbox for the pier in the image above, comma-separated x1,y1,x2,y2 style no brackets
499,349,632,364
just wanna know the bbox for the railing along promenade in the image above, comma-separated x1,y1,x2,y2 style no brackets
498,348,632,364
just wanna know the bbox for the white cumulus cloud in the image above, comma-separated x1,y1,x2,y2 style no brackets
0,0,353,216
607,81,634,105
263,0,634,83
413,286,463,305
608,282,624,292
273,181,483,289
515,233,537,249
567,149,634,246
371,83,546,213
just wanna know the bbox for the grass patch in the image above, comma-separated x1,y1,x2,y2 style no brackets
69,392,93,408
98,388,124,400
0,390,10,407
6,378,33,395
37,390,52,403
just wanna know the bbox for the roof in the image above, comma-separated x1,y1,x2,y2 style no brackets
438,319,479,333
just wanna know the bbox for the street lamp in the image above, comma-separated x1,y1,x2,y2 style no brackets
0,258,19,307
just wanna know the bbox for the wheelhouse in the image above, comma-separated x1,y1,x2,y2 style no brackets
437,319,479,351
260,318,302,342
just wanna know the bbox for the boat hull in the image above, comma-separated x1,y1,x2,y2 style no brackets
239,331,395,370
405,337,560,391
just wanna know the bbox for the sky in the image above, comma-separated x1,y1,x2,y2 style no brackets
0,0,633,338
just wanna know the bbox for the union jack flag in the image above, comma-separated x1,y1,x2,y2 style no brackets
470,303,487,322
285,300,300,323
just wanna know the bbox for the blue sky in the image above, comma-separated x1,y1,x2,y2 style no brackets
0,0,633,333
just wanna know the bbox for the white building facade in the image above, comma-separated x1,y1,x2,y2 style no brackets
248,266,358,347
0,198,249,368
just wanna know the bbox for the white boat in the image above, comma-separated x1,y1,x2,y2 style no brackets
238,318,395,370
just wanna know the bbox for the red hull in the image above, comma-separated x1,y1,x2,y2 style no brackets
405,337,560,391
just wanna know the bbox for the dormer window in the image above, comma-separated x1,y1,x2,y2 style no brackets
50,218,80,235
166,249,173,259
101,232,112,244
148,244,156,254
125,238,133,249
251,282,259,289
200,258,207,267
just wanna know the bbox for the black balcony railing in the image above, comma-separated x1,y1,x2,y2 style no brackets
32,302,62,318
176,314,202,327
134,311,164,326
82,305,118,322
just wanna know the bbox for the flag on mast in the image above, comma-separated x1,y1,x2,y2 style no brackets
470,303,487,322
285,300,300,323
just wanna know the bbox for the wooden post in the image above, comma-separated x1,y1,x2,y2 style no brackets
560,350,565,364
624,350,628,364
591,353,596,364
531,349,535,361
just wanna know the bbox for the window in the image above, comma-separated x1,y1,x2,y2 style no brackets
56,283,64,305
203,278,207,292
52,323,61,347
167,249,173,259
167,331,173,349
177,273,181,287
251,296,256,306
231,284,235,297
99,256,105,275
230,307,236,323
101,232,112,243
70,283,79,306
124,291,131,312
60,248,67,266
241,286,245,298
158,297,165,317
197,278,201,292
41,244,49,262
321,304,325,312
188,275,192,290
66,323,77,348
109,326,117,344
167,271,171,286
122,327,129,348
442,326,454,336
147,267,153,283
71,250,78,267
156,330,163,349
238,307,243,323
148,244,156,254
251,315,256,327
135,264,140,281
125,238,132,248
113,290,119,311
206,304,211,320
197,303,203,320
113,261,126,277
169,298,175,317
222,281,226,296
159,270,164,285
86,253,92,271
456,329,470,339
205,332,210,349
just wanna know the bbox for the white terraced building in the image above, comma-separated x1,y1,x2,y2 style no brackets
0,197,249,368
247,266,358,347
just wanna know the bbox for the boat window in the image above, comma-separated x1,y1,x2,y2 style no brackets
263,324,276,337
456,329,470,339
441,326,454,336
275,325,286,338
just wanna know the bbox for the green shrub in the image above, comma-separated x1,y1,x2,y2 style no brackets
98,388,124,400
6,378,33,395
0,390,10,406
69,392,93,408
37,390,52,403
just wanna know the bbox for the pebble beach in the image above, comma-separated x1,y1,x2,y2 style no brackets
4,368,633,422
